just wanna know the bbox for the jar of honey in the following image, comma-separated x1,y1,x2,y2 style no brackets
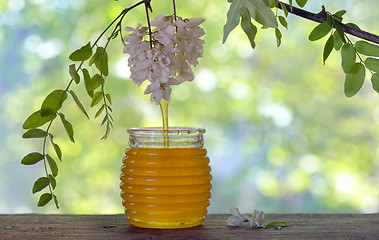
120,127,212,228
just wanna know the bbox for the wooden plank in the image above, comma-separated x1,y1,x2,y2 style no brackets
0,214,378,240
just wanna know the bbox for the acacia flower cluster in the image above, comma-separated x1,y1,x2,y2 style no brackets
123,14,205,104
226,207,264,228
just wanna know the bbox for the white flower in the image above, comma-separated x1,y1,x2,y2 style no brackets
123,14,205,104
226,207,248,227
145,82,172,104
226,208,265,228
248,210,264,228
151,14,175,46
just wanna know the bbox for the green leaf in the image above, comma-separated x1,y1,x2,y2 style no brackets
288,0,293,11
32,177,50,194
21,152,44,165
222,0,242,43
355,40,379,57
245,0,278,28
53,143,62,160
341,43,356,74
101,122,111,140
38,193,52,207
371,73,379,93
326,15,334,28
48,134,62,161
346,22,360,29
89,47,109,76
365,57,379,72
82,68,94,97
88,74,104,91
240,6,257,49
333,31,343,50
69,42,93,61
331,15,342,24
275,28,282,47
89,50,102,66
278,16,287,29
334,22,346,43
49,174,56,190
308,22,331,41
95,105,105,118
269,0,277,8
101,115,108,126
264,221,289,229
40,90,68,117
58,113,75,143
69,64,80,84
22,129,48,138
344,63,365,97
23,110,56,129
69,90,89,119
334,10,346,18
95,47,109,77
106,94,112,104
261,0,270,7
108,113,114,122
295,0,307,7
53,195,59,209
46,154,58,177
279,2,288,17
91,91,103,107
323,34,334,64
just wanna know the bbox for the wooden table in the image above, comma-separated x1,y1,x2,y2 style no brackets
1,214,378,239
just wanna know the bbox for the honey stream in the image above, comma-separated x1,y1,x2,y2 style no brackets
159,99,169,148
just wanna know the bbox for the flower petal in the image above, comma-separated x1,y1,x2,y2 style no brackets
229,207,248,220
249,210,264,228
226,216,245,227
188,18,206,26
144,80,161,94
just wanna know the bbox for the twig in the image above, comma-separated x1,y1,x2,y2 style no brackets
276,1,379,45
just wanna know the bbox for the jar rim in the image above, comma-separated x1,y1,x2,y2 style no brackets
127,127,205,135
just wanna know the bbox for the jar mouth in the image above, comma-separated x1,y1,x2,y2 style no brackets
127,127,206,136
127,127,205,148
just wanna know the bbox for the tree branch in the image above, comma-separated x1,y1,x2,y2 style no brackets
276,1,379,45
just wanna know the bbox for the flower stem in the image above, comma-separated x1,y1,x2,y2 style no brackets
145,1,153,49
173,0,177,20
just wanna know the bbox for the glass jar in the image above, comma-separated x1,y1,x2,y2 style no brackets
120,127,212,229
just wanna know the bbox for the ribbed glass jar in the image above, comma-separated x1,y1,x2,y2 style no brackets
120,127,212,229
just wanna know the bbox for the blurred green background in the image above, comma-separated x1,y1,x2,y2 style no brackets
1,0,378,214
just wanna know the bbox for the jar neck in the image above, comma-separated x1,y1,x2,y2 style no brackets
127,127,205,148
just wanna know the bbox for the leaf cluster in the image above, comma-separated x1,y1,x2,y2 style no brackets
308,10,379,97
20,3,127,208
21,0,153,209
70,44,114,140
223,0,379,97
223,0,308,48
21,133,61,208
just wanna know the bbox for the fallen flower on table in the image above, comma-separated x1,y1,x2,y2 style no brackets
226,207,249,226
226,207,288,230
247,209,264,228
